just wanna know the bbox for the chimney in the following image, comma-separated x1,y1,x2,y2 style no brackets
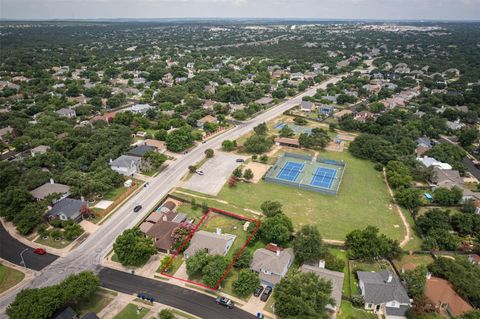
50,178,54,185
426,272,432,280
216,228,222,235
163,214,167,221
387,273,393,283
81,196,85,202
276,249,280,257
318,260,325,269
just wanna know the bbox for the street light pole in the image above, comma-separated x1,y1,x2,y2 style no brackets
20,248,28,269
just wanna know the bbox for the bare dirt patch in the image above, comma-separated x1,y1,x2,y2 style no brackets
243,161,271,183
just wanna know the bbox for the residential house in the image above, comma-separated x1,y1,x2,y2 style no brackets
362,84,382,93
272,70,285,79
322,95,339,104
204,85,216,95
230,103,246,111
354,111,375,123
30,145,50,157
300,262,344,315
127,145,157,158
141,210,187,253
357,270,410,319
468,254,480,266
46,197,87,222
143,139,167,153
109,155,141,176
222,78,233,86
254,97,274,106
250,244,295,287
417,156,452,170
431,167,463,189
184,230,236,258
56,108,76,118
424,276,473,318
274,137,300,148
318,104,334,116
290,72,304,81
196,115,218,129
300,100,315,112
124,104,154,114
202,99,217,110
30,179,70,201
446,120,465,131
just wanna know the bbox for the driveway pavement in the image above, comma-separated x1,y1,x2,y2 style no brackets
183,152,247,195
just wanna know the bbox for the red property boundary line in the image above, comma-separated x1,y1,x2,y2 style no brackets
160,207,261,291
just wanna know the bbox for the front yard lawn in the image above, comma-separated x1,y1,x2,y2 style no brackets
0,264,25,293
338,301,375,319
113,303,149,319
157,255,184,275
74,288,116,316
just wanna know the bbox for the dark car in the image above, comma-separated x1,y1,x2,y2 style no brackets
254,285,264,297
215,297,234,309
133,205,142,212
33,248,46,255
260,286,272,302
236,158,244,162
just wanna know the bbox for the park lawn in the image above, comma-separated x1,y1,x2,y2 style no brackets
215,150,404,242
113,303,150,319
338,301,375,319
0,264,25,293
402,208,423,251
392,254,434,272
74,288,116,315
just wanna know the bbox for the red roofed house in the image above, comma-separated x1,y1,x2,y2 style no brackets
424,276,473,317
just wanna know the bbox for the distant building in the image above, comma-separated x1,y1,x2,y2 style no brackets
300,100,315,112
417,156,452,170
56,108,76,118
127,145,157,158
30,145,50,157
250,244,294,287
274,137,300,148
196,115,218,129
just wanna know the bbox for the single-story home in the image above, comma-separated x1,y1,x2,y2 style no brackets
46,197,87,222
30,179,70,201
274,137,300,148
417,156,452,170
196,115,218,129
184,230,236,258
254,97,274,106
109,155,141,176
56,108,76,118
333,109,353,120
250,244,294,287
431,167,463,188
30,145,50,157
143,139,167,153
300,101,315,112
318,105,334,116
300,262,344,315
425,276,473,317
127,145,157,158
357,270,410,319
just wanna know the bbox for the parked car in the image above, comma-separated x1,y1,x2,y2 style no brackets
133,205,142,212
254,285,264,297
215,297,234,309
236,158,244,162
196,170,204,175
260,286,272,302
33,248,46,255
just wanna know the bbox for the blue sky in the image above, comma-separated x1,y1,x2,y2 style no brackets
1,0,479,20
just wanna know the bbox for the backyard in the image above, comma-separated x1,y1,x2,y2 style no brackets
177,150,406,242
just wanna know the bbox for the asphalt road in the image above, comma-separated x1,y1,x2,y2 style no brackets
462,157,480,180
0,75,344,314
100,268,256,319
0,223,58,271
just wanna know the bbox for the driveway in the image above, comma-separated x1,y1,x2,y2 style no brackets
0,223,58,271
183,152,248,195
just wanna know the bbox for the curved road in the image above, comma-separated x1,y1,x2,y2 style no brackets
0,75,344,317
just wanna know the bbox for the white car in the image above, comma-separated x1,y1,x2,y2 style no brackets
196,170,204,175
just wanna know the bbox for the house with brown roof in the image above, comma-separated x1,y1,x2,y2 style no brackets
141,209,187,253
425,276,473,317
143,139,166,153
468,254,480,266
274,137,300,148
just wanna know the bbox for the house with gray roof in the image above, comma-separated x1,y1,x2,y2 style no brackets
300,262,344,315
250,244,294,286
127,145,156,158
56,108,76,118
300,100,315,112
30,179,70,200
30,145,50,157
109,155,141,176
357,270,410,319
184,230,236,258
46,198,86,222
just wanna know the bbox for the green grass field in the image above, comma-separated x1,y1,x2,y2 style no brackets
210,150,404,241
392,254,434,272
74,289,116,316
113,304,150,319
338,301,375,319
0,264,25,293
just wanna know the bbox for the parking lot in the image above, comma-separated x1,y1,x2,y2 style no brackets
183,152,248,195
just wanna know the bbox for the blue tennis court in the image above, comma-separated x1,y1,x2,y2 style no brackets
310,167,336,189
277,161,304,182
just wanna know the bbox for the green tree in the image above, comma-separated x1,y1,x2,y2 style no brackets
260,200,283,217
395,188,422,212
260,214,294,245
273,271,334,319
113,228,156,267
253,123,268,135
205,148,214,158
166,126,194,152
402,265,427,298
345,226,401,261
293,225,327,264
159,309,175,319
233,248,253,269
202,255,228,287
63,223,83,240
458,127,479,147
279,125,294,138
243,134,273,154
233,167,243,178
386,161,413,189
222,140,237,151
433,186,463,206
232,270,260,297
243,168,254,181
